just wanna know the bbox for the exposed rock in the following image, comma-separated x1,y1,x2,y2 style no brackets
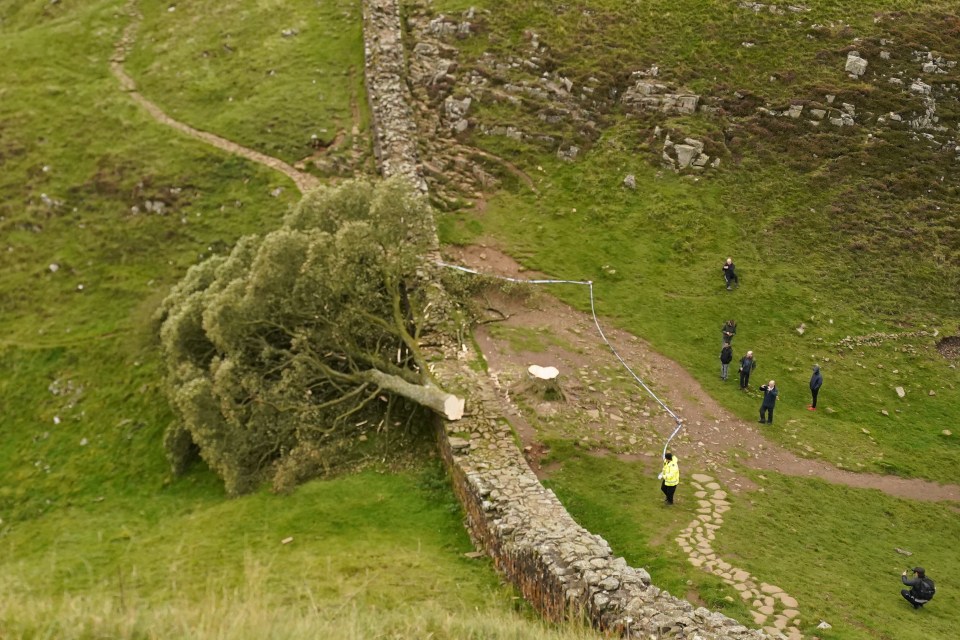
623,174,636,190
557,145,580,162
895,386,906,398
845,51,868,77
623,79,699,114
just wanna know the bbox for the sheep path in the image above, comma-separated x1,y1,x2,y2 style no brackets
110,2,319,195
450,244,960,505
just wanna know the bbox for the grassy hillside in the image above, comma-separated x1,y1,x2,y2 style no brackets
0,1,596,637
431,0,960,483
3,0,959,638
424,1,960,637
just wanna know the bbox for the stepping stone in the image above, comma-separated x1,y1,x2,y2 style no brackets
740,590,753,600
786,629,803,640
760,583,782,594
697,514,712,522
715,505,730,514
751,611,767,625
764,596,775,608
697,507,712,514
759,605,775,616
774,615,788,630
783,609,799,619
689,556,704,567
779,594,798,608
715,560,731,571
698,500,712,508
692,473,713,483
710,498,729,506
690,482,704,491
732,583,749,591
695,491,708,498
733,570,750,582
713,490,728,500
705,482,721,490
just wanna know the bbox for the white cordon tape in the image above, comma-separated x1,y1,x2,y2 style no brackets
437,260,684,458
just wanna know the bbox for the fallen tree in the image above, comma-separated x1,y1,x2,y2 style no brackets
157,179,464,494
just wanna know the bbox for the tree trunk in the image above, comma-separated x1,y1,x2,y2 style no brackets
363,369,464,420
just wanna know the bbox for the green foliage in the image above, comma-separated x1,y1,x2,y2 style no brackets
156,179,447,494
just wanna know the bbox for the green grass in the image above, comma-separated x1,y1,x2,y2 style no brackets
542,450,960,638
541,444,754,621
126,0,369,166
717,471,960,639
0,465,600,639
428,0,960,483
0,1,591,636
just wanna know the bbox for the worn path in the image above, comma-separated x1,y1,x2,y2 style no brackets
110,2,319,195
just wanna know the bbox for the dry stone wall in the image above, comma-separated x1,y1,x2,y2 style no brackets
361,1,774,637
361,0,428,192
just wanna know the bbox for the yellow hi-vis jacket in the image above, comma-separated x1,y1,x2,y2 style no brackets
662,458,680,486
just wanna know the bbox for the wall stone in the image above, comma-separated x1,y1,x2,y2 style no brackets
361,1,775,637
362,0,429,193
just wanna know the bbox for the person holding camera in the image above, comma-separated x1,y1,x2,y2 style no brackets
901,567,935,609
758,380,778,424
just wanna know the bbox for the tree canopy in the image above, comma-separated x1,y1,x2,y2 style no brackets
157,179,463,494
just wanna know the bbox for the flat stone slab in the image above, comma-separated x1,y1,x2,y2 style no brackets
779,594,799,608
692,473,714,483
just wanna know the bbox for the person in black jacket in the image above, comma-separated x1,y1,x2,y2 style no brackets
808,365,823,410
901,567,935,609
758,380,778,424
739,351,756,390
720,344,733,381
722,258,739,290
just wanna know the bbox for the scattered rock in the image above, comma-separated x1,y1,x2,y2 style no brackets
845,52,868,77
895,386,906,398
623,174,636,190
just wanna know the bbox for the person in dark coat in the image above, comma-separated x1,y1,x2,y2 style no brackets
759,380,778,424
722,257,739,290
720,344,733,381
808,365,823,410
722,319,737,346
901,567,935,609
739,351,756,390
